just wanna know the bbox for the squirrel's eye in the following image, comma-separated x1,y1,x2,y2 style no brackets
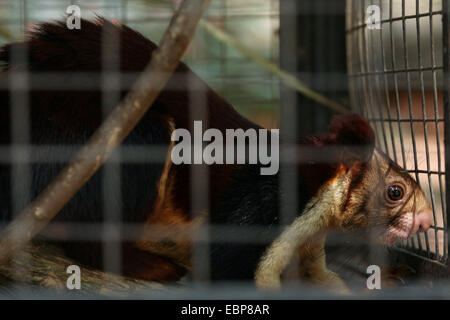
386,185,404,201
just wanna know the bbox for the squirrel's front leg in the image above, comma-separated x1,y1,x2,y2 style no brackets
298,234,350,294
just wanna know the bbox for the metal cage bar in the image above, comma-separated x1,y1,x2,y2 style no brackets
443,0,449,263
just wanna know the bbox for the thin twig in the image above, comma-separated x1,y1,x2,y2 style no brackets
200,20,349,114
0,0,210,265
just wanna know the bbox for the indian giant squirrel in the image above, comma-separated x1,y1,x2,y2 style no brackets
0,18,434,292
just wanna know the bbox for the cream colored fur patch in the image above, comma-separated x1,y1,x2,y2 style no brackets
254,167,350,289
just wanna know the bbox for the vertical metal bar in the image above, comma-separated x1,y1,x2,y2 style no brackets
358,0,367,117
372,0,397,266
443,0,450,263
360,0,386,265
401,0,423,251
189,5,210,284
279,0,299,223
349,0,366,117
219,0,228,105
20,0,26,35
388,0,410,249
362,0,383,145
428,0,447,262
360,1,376,124
269,0,277,113
365,2,390,156
121,0,128,25
379,0,399,164
189,75,210,285
279,0,299,287
429,0,446,258
101,17,122,275
10,0,31,287
389,0,408,171
415,0,432,256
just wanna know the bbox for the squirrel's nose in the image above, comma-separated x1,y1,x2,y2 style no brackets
415,209,434,232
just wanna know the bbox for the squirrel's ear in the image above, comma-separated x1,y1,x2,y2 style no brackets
328,113,375,163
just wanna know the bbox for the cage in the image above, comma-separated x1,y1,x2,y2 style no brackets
0,0,448,301
346,0,449,271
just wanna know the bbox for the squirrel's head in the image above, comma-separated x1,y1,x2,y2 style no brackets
353,149,433,244
327,114,433,244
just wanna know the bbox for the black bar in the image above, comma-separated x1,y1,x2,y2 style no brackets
443,0,450,263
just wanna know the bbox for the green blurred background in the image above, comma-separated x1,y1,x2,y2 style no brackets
0,0,281,128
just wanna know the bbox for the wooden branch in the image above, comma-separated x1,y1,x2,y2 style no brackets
0,241,171,296
0,0,210,265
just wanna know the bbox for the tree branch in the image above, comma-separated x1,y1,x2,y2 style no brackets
0,241,170,296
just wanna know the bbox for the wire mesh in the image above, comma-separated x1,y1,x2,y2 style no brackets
346,0,448,265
